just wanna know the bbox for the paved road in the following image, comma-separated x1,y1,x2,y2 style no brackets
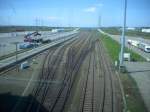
0,31,78,70
98,29,150,61
125,62,150,112
0,31,76,56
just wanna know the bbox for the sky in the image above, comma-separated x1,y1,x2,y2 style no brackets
0,0,150,27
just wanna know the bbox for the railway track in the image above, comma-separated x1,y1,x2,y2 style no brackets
22,32,89,112
97,37,116,112
79,38,96,112
10,30,122,112
25,38,80,112
47,33,92,112
10,33,81,112
79,32,121,112
98,37,121,112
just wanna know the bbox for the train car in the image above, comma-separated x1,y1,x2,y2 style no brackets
51,29,58,33
138,43,150,53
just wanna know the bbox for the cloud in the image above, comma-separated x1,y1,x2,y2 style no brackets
83,7,96,13
83,3,103,13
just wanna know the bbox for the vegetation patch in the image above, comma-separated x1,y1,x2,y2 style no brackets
0,26,52,33
0,26,75,33
100,33,146,62
101,27,150,39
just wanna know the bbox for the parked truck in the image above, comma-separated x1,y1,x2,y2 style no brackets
24,31,42,43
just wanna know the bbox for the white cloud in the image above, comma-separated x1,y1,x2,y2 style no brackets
83,7,96,13
83,3,103,13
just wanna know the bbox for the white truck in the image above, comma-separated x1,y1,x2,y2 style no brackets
138,43,150,53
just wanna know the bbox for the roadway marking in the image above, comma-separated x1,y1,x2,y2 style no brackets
22,71,37,96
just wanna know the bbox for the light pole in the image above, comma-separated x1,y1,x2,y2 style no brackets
98,4,102,28
120,0,127,70
98,14,102,28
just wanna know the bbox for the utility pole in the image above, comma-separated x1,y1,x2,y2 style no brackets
120,0,127,70
35,17,38,31
98,4,102,28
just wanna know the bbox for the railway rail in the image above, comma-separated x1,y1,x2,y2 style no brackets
17,31,90,112
8,30,122,112
25,36,81,112
79,32,122,112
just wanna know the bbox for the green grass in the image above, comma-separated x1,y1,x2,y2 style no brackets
101,34,120,61
101,27,121,35
0,26,52,33
100,33,146,62
0,26,75,33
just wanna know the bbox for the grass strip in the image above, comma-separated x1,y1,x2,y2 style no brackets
101,28,150,39
100,33,146,62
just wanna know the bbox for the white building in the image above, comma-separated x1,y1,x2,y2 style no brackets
51,29,58,33
142,29,150,33
127,27,135,30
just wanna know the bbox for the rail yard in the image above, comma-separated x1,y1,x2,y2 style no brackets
0,0,149,111
0,30,123,112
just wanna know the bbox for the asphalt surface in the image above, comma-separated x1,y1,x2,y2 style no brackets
0,31,78,70
125,62,150,112
0,31,76,56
